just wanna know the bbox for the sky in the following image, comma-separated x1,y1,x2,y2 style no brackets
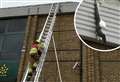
0,0,80,8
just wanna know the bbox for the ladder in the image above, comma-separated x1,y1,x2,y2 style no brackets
22,3,59,82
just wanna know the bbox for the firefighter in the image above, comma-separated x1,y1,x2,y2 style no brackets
30,40,44,60
27,67,33,81
27,39,45,81
29,40,45,70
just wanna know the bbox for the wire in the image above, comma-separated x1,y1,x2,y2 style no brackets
52,35,63,82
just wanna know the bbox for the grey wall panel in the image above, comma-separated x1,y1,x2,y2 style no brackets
28,7,39,15
38,5,51,14
0,7,29,17
75,0,120,45
60,3,78,13
0,2,78,17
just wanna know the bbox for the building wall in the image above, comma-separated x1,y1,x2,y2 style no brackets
82,43,120,82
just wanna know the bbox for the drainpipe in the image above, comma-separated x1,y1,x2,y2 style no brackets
80,41,83,82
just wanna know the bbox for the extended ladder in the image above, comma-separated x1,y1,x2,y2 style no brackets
34,3,59,82
22,3,59,82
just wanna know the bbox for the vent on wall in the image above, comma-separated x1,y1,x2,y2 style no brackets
75,0,120,45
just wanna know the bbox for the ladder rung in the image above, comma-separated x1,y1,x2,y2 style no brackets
40,39,45,42
42,33,47,36
42,36,47,39
46,22,51,25
51,7,55,10
47,19,52,22
44,29,49,32
49,15,54,18
52,5,57,8
43,32,48,36
46,25,50,28
50,12,54,15
46,24,50,27
51,10,55,12
50,12,54,14
48,17,53,20
49,17,53,19
45,26,50,29
50,13,54,16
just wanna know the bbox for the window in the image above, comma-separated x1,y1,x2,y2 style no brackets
2,34,24,53
0,17,27,60
0,20,6,33
7,18,26,32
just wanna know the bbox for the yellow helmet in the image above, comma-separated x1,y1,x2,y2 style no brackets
29,48,38,54
36,39,40,43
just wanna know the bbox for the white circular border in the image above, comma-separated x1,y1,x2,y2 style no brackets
74,0,120,52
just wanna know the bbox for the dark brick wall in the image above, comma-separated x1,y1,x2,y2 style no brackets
82,43,120,82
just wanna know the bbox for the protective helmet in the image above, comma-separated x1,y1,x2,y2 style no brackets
29,48,38,54
36,39,40,43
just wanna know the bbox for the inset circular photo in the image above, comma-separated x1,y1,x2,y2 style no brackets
74,0,120,51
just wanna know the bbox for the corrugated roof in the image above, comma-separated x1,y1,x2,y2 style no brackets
0,2,78,18
75,0,120,45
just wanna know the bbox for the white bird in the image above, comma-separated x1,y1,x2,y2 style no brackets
99,19,107,29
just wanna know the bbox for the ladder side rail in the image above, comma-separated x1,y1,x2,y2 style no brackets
21,64,29,82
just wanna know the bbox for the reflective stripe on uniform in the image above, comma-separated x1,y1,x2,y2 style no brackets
28,68,33,73
33,62,37,67
38,43,45,49
40,43,44,48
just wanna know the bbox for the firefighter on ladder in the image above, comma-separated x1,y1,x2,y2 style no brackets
27,39,44,81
